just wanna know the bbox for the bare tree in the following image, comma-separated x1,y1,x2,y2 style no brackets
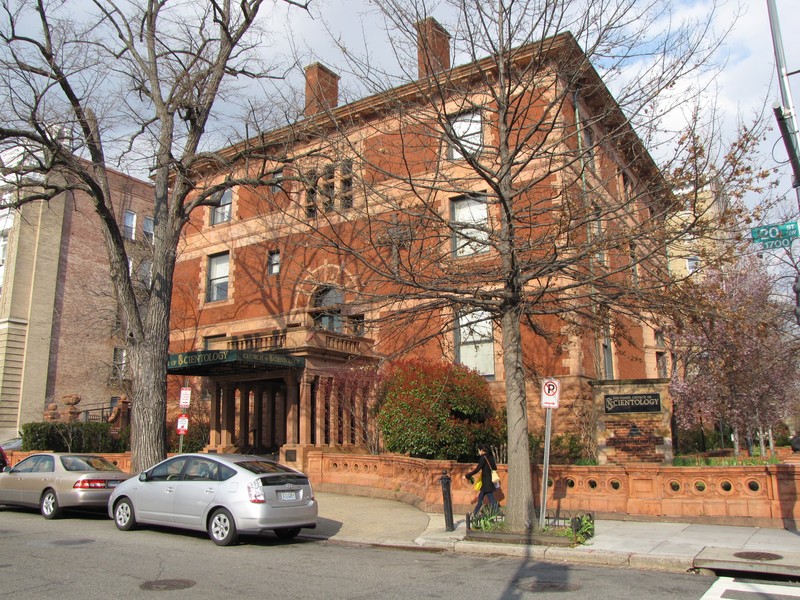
232,0,767,531
0,0,308,471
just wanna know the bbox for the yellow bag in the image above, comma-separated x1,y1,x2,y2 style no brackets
473,477,482,491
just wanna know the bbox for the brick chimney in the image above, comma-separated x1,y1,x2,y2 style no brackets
415,17,451,78
304,62,340,118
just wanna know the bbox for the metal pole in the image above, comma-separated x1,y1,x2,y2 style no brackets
767,0,800,205
440,470,454,531
538,407,553,530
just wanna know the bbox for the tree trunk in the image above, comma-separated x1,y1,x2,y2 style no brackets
501,309,536,532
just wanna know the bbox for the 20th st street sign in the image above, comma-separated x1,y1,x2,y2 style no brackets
751,221,799,249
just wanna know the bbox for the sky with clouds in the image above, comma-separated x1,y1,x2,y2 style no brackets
258,0,800,214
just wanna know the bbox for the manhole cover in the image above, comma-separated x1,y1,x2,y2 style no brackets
733,551,783,561
50,539,94,546
515,581,582,593
140,579,196,591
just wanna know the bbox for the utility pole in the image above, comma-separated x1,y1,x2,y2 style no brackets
767,0,800,209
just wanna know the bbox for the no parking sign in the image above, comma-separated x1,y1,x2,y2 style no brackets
541,378,560,408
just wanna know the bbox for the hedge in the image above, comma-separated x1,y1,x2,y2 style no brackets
20,421,125,453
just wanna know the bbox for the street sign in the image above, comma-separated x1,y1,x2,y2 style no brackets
750,221,799,249
541,378,560,408
177,414,189,435
179,387,191,408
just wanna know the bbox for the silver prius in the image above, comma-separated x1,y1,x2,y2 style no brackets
109,453,318,546
0,453,132,519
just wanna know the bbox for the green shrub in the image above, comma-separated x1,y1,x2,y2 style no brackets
375,359,501,461
21,421,125,453
530,431,586,464
168,422,209,453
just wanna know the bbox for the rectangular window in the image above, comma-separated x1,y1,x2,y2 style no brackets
452,195,489,256
123,210,136,240
305,170,318,219
582,122,595,171
210,189,232,225
455,310,494,376
448,111,482,160
267,250,280,275
143,216,154,243
269,168,283,194
602,325,614,379
204,334,227,350
112,347,127,379
340,160,353,210
207,252,229,302
137,260,152,289
687,256,700,274
322,164,335,212
656,351,668,378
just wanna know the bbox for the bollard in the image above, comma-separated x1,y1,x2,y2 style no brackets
440,469,455,532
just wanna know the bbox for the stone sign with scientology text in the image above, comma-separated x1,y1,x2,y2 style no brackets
604,393,662,414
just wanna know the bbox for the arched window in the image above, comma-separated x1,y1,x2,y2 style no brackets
312,286,343,333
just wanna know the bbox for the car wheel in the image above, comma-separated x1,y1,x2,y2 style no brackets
274,527,301,540
208,508,238,546
40,489,62,519
114,498,137,531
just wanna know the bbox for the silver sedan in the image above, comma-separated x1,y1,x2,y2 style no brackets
0,453,132,519
108,453,318,546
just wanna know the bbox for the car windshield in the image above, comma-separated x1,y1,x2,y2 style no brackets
235,460,294,474
60,455,121,472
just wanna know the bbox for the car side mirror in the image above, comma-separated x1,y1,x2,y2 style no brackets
2,466,10,473
139,472,149,482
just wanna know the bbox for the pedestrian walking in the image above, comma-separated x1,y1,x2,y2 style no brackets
464,445,499,516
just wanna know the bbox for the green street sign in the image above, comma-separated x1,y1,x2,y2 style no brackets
751,221,799,249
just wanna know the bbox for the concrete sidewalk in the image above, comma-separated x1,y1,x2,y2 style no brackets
306,492,800,576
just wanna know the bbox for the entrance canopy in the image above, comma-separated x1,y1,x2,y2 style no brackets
167,349,305,377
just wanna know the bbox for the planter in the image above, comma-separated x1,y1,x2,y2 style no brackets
465,529,575,546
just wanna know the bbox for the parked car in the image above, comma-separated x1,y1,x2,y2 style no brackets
0,453,133,519
109,453,318,546
0,437,22,472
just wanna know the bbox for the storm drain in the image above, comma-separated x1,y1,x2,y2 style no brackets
515,580,582,593
733,551,783,561
140,579,196,591
50,539,94,546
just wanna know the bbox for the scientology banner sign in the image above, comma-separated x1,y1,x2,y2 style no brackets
603,393,662,414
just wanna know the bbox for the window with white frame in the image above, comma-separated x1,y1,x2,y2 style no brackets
448,111,482,160
207,252,229,302
210,189,232,225
452,195,489,256
687,256,700,274
123,210,136,240
143,216,154,243
267,250,280,275
455,310,495,376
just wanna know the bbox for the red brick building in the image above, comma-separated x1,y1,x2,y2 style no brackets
168,19,673,466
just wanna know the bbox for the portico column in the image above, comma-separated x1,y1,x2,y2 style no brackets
209,382,221,447
275,387,286,446
254,384,264,449
240,383,251,449
221,383,236,447
299,374,313,445
285,373,299,444
313,376,325,446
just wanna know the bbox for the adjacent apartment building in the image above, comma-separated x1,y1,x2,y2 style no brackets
0,161,154,441
168,19,675,465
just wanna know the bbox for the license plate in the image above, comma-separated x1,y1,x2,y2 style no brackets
279,491,297,501
107,481,120,488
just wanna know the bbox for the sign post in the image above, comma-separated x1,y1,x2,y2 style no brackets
539,378,560,530
177,413,189,453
